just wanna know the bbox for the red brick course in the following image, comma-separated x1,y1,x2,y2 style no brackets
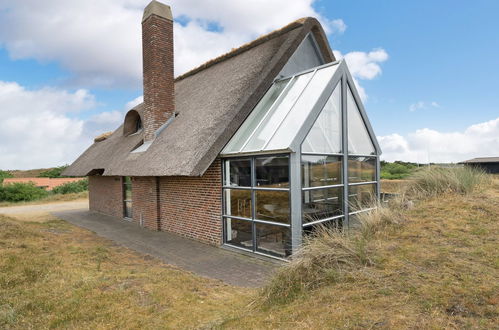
159,159,222,245
131,176,160,230
88,176,123,218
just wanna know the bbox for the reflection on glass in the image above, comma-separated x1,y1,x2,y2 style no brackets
255,156,289,188
225,218,253,250
225,159,251,186
347,86,375,155
224,189,252,218
222,79,290,154
349,184,376,211
255,222,291,258
302,82,341,153
301,155,342,187
244,74,309,152
124,201,132,218
303,219,342,236
266,65,339,150
302,187,342,223
348,157,376,183
255,190,290,223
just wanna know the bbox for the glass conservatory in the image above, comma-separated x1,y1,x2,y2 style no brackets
221,60,381,259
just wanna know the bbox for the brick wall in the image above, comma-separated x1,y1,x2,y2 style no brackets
88,176,123,217
87,159,223,246
159,159,222,245
131,176,160,230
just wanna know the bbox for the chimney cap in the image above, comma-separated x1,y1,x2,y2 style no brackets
142,0,173,23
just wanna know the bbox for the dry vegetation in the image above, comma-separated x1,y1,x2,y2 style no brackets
1,168,498,329
0,212,248,329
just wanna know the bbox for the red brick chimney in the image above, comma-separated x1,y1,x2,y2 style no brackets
142,0,174,141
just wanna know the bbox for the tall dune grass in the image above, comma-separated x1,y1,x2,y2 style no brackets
405,166,487,198
260,166,488,306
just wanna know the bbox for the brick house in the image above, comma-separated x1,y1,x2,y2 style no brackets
65,0,381,259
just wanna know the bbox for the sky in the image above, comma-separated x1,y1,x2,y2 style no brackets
0,0,498,170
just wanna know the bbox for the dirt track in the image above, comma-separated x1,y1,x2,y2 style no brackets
0,200,88,215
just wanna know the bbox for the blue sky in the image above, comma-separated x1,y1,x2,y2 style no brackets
0,0,498,169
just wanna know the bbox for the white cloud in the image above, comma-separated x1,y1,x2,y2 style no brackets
378,117,499,163
0,81,129,170
334,48,389,101
0,0,341,88
409,101,440,112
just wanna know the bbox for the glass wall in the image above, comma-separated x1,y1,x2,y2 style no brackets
221,62,380,257
301,83,344,230
223,155,291,259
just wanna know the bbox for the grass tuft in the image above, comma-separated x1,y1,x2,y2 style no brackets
406,166,487,198
260,202,402,306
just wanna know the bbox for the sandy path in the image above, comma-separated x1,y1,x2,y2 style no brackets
0,200,88,215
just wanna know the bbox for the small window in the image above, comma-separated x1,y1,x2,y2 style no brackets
123,110,143,136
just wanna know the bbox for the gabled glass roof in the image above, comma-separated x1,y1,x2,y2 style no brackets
222,63,339,155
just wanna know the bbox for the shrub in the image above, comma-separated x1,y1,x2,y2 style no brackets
51,179,88,195
38,165,69,178
380,161,417,180
0,183,48,202
406,166,487,198
0,170,13,184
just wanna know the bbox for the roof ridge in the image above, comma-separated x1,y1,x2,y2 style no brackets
174,17,310,82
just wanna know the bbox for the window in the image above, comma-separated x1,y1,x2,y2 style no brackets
123,110,143,136
347,86,375,155
123,177,132,218
348,157,376,183
222,155,291,259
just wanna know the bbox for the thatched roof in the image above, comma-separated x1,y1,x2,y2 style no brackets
64,17,334,177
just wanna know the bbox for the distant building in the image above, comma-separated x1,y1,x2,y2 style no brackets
459,157,499,174
2,178,85,191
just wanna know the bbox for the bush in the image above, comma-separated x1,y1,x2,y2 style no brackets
0,183,48,202
38,166,69,178
51,179,88,195
0,170,13,184
380,161,417,180
406,166,487,198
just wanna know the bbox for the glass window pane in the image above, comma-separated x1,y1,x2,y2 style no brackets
124,176,132,184
347,86,375,155
255,190,290,224
302,187,343,223
223,189,252,218
225,218,253,250
255,156,289,188
224,159,251,187
349,184,376,211
243,73,311,152
301,155,342,188
124,201,132,218
266,64,338,151
303,219,343,235
302,82,341,153
255,222,291,258
348,157,376,183
125,188,132,201
222,79,289,154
